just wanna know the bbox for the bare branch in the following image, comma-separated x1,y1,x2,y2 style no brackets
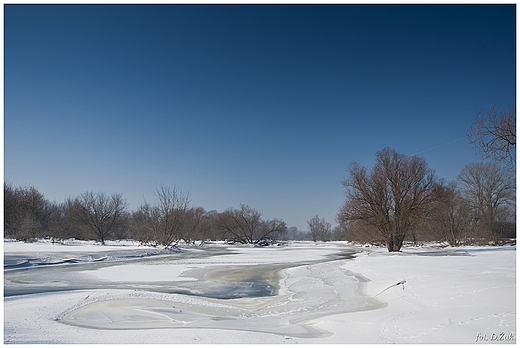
468,104,516,170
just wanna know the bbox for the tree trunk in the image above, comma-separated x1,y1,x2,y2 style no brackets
386,235,394,252
386,232,404,252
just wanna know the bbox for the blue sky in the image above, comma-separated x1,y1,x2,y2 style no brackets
4,4,516,230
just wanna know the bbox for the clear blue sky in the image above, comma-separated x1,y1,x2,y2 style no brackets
4,4,515,230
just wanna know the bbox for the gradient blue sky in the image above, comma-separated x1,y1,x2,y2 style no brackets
4,4,516,230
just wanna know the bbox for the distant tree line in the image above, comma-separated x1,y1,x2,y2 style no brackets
4,184,296,247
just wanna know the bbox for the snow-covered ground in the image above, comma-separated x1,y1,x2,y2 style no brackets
3,240,516,344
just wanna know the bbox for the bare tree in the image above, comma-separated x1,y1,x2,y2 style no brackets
73,191,127,245
286,226,299,240
307,215,331,242
259,218,287,242
216,205,261,244
182,207,211,246
130,203,157,245
4,183,51,241
46,199,85,242
285,226,312,241
468,104,516,170
4,183,21,238
338,148,437,252
428,181,471,246
133,186,190,247
332,218,352,241
215,204,286,244
458,162,515,243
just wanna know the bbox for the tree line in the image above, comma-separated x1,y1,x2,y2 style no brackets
4,184,297,246
336,104,515,251
337,150,515,251
4,105,515,250
5,154,514,250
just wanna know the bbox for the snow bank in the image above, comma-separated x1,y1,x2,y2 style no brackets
4,241,516,343
314,245,516,343
3,239,144,253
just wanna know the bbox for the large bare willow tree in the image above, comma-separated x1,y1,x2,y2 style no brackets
338,148,437,252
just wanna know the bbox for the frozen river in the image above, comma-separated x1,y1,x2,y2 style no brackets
4,244,355,299
5,241,374,340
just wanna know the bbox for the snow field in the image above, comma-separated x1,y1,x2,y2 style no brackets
3,241,516,343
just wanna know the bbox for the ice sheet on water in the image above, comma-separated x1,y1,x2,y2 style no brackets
57,260,384,338
4,248,175,270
